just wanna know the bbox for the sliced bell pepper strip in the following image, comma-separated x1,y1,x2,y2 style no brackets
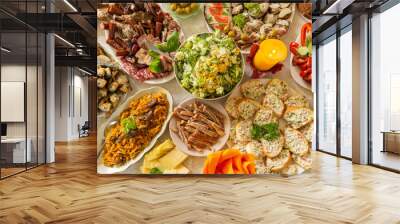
206,151,222,174
300,23,312,46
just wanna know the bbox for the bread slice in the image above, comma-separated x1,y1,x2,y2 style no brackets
225,97,241,119
284,127,309,156
240,79,266,101
284,95,309,108
300,123,313,142
292,152,312,170
262,92,285,117
280,162,298,176
266,79,289,100
235,120,253,144
253,106,277,126
237,99,261,120
244,141,264,159
283,106,313,129
266,149,291,172
261,134,284,158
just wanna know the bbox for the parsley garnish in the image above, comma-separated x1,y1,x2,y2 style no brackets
251,123,280,141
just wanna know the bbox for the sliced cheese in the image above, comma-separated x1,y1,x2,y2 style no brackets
141,160,161,174
145,139,175,161
159,148,188,170
163,165,190,174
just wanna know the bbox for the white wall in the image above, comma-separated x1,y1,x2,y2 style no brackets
54,67,89,141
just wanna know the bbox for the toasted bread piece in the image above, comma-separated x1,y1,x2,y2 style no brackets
240,79,266,101
300,123,313,142
266,149,291,172
292,152,312,170
261,134,284,158
253,106,277,125
238,99,261,120
255,160,268,174
283,107,313,129
280,162,298,176
262,92,285,117
266,79,289,100
227,120,239,148
235,120,253,143
225,97,241,119
284,95,309,108
284,128,309,156
244,141,264,159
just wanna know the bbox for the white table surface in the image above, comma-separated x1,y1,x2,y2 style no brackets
97,3,312,174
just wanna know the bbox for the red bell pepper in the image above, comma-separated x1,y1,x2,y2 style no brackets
249,43,259,59
300,23,312,46
289,42,299,55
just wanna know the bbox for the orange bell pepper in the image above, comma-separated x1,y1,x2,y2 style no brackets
203,149,257,174
206,151,222,174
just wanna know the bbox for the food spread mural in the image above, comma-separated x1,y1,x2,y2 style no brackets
97,2,313,176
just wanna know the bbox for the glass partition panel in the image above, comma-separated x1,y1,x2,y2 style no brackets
371,4,400,171
339,27,353,158
317,35,337,154
1,31,27,177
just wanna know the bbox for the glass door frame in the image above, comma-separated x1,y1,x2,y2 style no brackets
315,24,352,161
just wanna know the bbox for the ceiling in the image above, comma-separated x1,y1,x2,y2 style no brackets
312,0,392,44
0,0,96,73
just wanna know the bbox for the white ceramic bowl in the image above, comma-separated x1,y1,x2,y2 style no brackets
173,32,244,101
169,97,231,157
97,87,173,174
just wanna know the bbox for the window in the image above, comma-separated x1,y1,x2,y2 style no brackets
317,35,337,154
370,3,400,171
339,27,352,158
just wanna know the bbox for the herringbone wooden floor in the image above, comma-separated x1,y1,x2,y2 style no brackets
1,135,400,224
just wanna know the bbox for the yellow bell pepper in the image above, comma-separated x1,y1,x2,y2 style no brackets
253,39,288,71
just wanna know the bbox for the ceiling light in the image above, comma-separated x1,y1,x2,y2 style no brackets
63,0,78,12
54,34,75,48
1,47,11,53
78,67,93,76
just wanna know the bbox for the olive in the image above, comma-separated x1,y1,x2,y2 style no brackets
190,3,198,10
223,26,230,33
170,3,177,11
184,7,192,14
241,33,249,41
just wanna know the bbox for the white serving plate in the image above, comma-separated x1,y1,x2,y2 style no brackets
97,87,173,174
204,3,296,54
169,97,231,157
97,6,185,85
289,34,312,91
